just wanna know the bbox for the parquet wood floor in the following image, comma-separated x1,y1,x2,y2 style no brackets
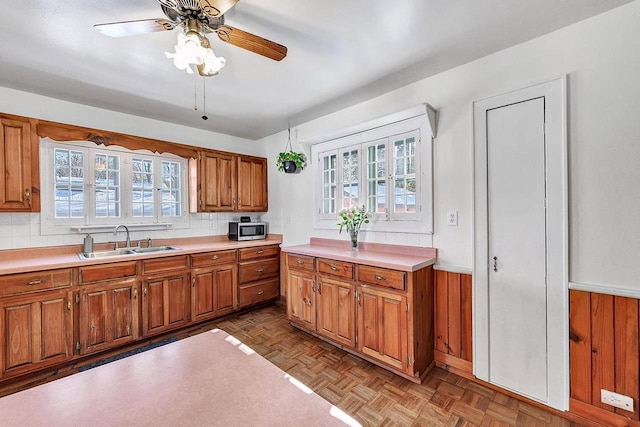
209,304,585,427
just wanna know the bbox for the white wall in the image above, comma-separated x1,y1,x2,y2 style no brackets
261,1,640,292
0,87,265,250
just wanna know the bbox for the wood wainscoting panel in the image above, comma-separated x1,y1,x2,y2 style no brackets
434,270,472,375
569,289,640,423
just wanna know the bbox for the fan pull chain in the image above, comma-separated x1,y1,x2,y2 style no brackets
194,79,198,111
202,76,208,120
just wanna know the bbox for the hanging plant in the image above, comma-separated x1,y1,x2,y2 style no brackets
276,126,307,173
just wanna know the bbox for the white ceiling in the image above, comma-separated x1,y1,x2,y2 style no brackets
0,0,632,140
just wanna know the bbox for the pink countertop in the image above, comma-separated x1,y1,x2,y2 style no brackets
0,235,283,276
281,238,436,272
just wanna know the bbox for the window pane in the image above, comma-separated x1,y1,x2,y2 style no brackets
365,143,387,214
392,135,417,214
95,153,120,218
341,149,359,208
320,153,337,214
161,161,181,217
54,148,84,218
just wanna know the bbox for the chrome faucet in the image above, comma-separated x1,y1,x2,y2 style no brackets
114,224,131,249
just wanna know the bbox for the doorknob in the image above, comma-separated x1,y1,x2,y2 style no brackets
493,256,498,272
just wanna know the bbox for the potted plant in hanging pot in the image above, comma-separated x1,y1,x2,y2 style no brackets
276,126,307,174
276,150,307,174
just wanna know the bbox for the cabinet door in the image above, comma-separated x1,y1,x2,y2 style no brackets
237,156,268,211
0,117,36,211
79,280,139,355
200,151,236,212
0,290,73,378
191,264,238,323
142,273,190,337
287,269,316,330
317,276,356,348
357,286,408,371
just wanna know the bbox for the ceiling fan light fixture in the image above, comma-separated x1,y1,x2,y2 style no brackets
165,30,225,76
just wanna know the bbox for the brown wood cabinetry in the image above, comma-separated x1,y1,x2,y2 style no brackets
317,276,356,348
237,156,268,211
284,249,434,383
0,241,281,384
77,262,140,355
78,279,139,355
0,115,39,212
357,285,408,371
0,289,73,378
141,256,190,337
238,245,280,308
191,250,238,322
198,150,268,213
199,151,236,212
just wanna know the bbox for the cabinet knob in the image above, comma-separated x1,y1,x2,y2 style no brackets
25,188,31,207
211,255,219,260
330,265,339,271
257,268,264,273
67,299,71,312
296,260,304,265
374,274,386,281
257,250,264,254
257,290,264,295
25,279,46,286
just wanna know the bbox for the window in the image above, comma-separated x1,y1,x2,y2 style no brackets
312,111,433,234
42,139,189,233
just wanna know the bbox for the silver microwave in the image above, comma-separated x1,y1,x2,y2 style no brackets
228,222,267,241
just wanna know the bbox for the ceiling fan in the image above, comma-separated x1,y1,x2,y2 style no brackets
95,0,287,76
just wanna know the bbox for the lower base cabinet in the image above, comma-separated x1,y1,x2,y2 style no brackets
79,279,139,355
0,244,281,384
142,273,190,337
0,289,74,379
285,251,433,383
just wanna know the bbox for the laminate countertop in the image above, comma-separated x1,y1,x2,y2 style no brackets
0,235,283,276
281,238,436,272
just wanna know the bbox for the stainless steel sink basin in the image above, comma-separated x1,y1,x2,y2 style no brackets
78,248,136,259
78,246,180,260
131,245,180,254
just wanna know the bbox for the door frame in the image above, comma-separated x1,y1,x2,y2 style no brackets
472,76,568,410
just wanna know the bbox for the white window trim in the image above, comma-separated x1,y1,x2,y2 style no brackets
40,138,190,235
311,113,433,234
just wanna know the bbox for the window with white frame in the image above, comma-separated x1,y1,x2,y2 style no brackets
313,112,433,234
42,139,189,233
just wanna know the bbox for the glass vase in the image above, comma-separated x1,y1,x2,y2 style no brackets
350,230,359,251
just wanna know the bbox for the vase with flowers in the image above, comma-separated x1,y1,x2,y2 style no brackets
338,205,372,250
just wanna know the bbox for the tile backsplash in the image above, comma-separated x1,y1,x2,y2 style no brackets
0,212,272,250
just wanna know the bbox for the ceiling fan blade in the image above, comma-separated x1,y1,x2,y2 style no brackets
199,0,238,18
217,25,287,61
94,19,176,38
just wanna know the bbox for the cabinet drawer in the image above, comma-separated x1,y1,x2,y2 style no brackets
239,245,279,261
0,269,73,296
357,265,406,291
191,250,237,268
239,278,279,308
317,258,354,280
80,262,138,284
239,258,279,284
287,254,315,272
142,255,189,275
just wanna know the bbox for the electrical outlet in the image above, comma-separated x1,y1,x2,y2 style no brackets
601,389,634,412
209,221,217,230
285,216,292,225
447,210,458,226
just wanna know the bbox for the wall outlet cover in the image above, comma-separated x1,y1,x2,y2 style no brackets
447,210,458,226
601,389,634,412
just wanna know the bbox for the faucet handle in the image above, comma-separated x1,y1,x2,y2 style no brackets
147,237,153,248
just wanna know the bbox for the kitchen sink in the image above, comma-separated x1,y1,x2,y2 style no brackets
78,248,136,259
130,245,180,254
78,246,180,260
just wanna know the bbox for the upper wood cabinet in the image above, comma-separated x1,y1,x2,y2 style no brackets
199,150,236,212
197,150,268,212
0,115,40,212
237,155,268,211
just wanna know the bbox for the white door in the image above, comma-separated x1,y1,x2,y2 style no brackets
473,77,568,410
